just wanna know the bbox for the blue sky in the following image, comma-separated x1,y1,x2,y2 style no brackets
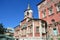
0,0,42,28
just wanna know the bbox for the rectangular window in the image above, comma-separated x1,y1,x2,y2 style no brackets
49,7,53,15
42,24,46,33
27,25,32,34
42,22,46,33
30,25,32,33
42,10,46,18
56,2,60,12
36,27,39,33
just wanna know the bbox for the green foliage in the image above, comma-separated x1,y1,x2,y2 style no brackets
58,38,60,40
0,23,6,34
51,38,53,40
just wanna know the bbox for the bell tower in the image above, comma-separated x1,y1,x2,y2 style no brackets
24,4,33,19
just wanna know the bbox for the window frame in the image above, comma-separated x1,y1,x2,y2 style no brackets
48,6,53,15
42,10,46,18
55,2,60,13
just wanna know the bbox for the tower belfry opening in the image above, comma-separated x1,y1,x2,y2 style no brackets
24,4,33,19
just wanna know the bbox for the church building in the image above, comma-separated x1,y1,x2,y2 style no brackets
14,4,47,40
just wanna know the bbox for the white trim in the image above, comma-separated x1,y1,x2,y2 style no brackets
32,20,34,37
39,11,40,19
19,37,43,40
42,27,46,33
26,26,28,37
56,6,59,11
39,21,42,39
38,6,40,19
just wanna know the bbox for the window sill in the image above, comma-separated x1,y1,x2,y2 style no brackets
57,11,60,13
42,16,47,19
35,32,40,34
27,33,32,34
48,13,54,16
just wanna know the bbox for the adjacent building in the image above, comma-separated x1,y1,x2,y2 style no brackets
14,4,47,40
5,28,14,37
37,0,60,40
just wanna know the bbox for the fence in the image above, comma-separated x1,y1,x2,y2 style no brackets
16,37,50,40
15,37,60,40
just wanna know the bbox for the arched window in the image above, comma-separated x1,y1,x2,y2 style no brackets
27,12,29,15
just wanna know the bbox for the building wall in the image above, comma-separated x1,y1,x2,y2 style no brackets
14,26,20,39
34,20,40,37
14,1,47,40
38,0,60,22
38,0,60,40
14,19,47,40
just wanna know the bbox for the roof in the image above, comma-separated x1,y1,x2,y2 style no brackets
24,4,31,12
21,17,32,22
14,18,47,29
37,0,45,6
21,17,46,22
14,25,20,29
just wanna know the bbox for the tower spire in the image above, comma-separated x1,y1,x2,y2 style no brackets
27,4,30,10
24,3,33,19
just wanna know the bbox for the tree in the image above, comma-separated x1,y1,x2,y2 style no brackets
0,23,6,34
